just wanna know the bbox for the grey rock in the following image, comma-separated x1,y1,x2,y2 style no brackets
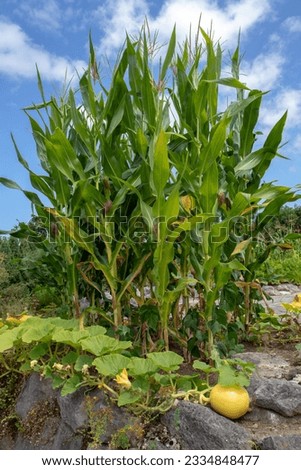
12,374,138,450
69,388,135,447
14,374,62,450
290,372,301,384
15,372,58,420
57,387,89,432
234,352,291,379
14,411,61,450
263,283,301,296
254,378,301,417
52,422,84,450
262,284,301,316
247,372,263,396
161,401,253,450
260,435,301,450
243,406,286,424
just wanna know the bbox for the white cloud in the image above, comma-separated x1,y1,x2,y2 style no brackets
13,0,91,34
154,0,270,45
16,0,62,32
95,0,150,55
283,16,301,33
0,20,86,81
96,0,272,56
241,52,285,90
260,88,301,129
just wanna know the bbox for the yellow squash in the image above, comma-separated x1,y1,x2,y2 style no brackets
210,383,250,419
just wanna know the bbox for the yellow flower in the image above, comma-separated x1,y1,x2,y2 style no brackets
19,314,31,323
283,294,301,312
5,314,31,324
6,316,20,324
114,368,131,389
291,302,301,309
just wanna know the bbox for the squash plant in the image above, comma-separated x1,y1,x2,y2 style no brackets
0,315,255,415
0,316,211,414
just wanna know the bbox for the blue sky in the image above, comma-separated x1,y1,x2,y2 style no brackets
0,0,300,231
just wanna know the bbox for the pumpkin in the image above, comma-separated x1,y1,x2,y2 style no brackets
210,383,250,419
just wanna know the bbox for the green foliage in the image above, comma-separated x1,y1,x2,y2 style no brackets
0,233,68,316
217,360,255,387
0,316,204,414
84,398,112,449
0,23,299,399
0,253,9,286
111,421,144,449
256,239,301,284
0,237,30,315
193,354,255,388
0,314,252,415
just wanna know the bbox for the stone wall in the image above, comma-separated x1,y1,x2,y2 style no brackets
2,348,301,450
2,285,301,450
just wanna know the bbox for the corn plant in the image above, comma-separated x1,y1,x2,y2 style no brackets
1,23,299,356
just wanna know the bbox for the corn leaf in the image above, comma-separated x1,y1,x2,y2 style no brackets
152,130,169,197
